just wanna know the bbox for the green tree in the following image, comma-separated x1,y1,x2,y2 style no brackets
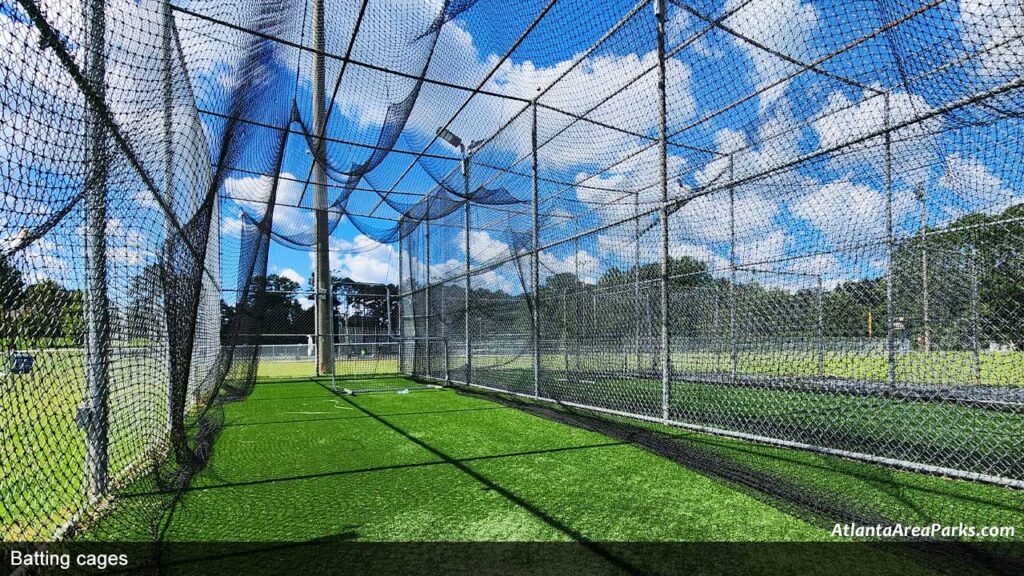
0,256,25,348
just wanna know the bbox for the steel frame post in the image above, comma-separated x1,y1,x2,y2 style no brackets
464,155,472,386
82,0,111,500
425,220,431,378
656,0,670,422
728,155,737,384
562,292,569,374
531,101,541,397
398,226,405,373
971,241,981,384
817,274,825,376
633,190,641,377
884,93,896,387
917,184,930,353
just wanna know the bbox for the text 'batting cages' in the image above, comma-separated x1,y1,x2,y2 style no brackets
0,0,1023,550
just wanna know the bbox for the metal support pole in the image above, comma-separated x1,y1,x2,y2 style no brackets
562,292,569,374
574,235,581,372
531,101,541,397
425,220,431,378
728,155,738,384
884,93,896,387
312,0,334,377
464,155,472,386
81,0,110,500
656,0,670,421
916,183,929,353
971,242,981,384
442,336,451,384
161,0,176,422
714,287,721,376
817,275,824,377
633,190,641,376
398,228,404,372
386,286,393,337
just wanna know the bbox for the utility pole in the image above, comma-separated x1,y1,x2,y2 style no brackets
312,0,334,376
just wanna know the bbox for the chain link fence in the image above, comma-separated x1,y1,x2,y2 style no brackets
396,0,1024,492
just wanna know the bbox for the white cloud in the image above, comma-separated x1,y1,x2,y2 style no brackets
224,172,310,231
539,249,599,284
574,147,688,223
958,0,1024,80
724,0,818,112
274,267,306,286
313,234,398,285
467,230,512,264
474,269,516,294
221,215,245,237
735,228,788,265
790,178,913,247
938,153,1018,215
17,238,70,284
812,89,940,185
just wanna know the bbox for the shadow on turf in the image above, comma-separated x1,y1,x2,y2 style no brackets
153,440,626,496
455,387,1024,576
315,381,650,576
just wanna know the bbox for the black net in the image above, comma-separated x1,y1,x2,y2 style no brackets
3,0,1024,560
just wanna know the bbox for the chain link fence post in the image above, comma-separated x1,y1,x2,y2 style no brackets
425,219,431,378
884,92,896,387
728,154,737,384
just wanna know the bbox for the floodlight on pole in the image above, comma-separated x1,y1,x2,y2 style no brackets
435,125,478,386
436,127,464,153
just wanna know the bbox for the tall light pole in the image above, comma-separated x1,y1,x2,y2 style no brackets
312,0,334,376
437,127,483,385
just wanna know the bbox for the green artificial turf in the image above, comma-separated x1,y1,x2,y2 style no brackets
65,375,1024,574
151,377,826,542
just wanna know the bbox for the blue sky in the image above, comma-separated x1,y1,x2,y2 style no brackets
2,0,1020,300
206,0,1022,302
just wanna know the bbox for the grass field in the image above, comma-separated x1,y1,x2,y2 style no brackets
467,364,1024,480
0,349,171,540
474,349,1024,386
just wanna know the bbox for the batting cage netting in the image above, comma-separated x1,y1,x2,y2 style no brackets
2,0,1024,558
